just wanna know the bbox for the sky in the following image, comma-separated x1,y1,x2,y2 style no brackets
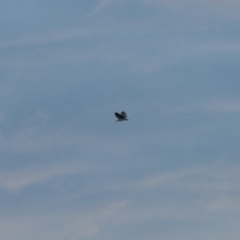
1,0,240,239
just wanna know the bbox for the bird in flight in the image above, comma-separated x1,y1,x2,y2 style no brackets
115,111,128,121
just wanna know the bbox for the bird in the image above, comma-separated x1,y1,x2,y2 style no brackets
115,111,128,121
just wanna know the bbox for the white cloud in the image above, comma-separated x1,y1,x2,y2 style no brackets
1,162,240,239
205,196,240,213
0,213,99,240
205,99,240,113
198,42,240,54
0,124,142,155
0,29,86,50
140,0,240,11
139,163,240,193
0,162,87,192
0,200,128,240
0,1,240,239
87,0,112,17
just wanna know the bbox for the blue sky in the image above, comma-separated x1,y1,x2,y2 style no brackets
1,0,240,239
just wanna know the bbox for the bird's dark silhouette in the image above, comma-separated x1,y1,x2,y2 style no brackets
115,111,128,121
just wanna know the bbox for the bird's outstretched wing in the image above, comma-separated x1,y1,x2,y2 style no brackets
121,111,127,119
115,112,125,120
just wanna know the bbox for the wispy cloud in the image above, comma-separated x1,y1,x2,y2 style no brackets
141,0,240,11
0,29,86,50
205,196,240,213
205,99,240,113
0,162,89,192
1,1,240,239
0,200,128,240
198,42,240,54
1,161,240,239
87,0,113,17
139,163,240,193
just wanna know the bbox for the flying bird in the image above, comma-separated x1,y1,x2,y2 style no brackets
115,111,128,121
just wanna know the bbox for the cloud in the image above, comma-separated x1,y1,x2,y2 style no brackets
0,200,128,240
0,162,87,192
0,28,92,51
0,123,142,155
0,212,99,240
0,1,239,239
205,99,240,113
198,42,240,54
139,163,240,193
140,0,240,11
87,0,112,17
1,161,240,239
205,196,240,213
